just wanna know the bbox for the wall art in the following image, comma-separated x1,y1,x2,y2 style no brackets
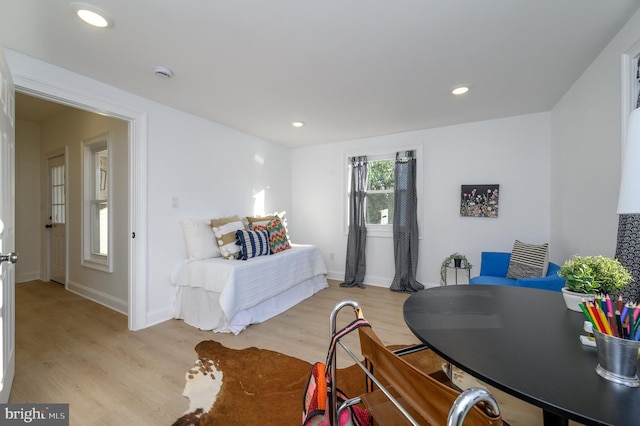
460,184,499,218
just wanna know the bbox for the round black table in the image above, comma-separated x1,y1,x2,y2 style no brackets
403,285,640,426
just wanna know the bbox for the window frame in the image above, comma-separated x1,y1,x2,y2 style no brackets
343,146,423,238
50,162,66,225
81,132,113,272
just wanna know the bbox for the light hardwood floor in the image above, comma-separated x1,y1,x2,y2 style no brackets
10,279,559,425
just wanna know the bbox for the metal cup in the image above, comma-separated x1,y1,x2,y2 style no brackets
593,329,640,387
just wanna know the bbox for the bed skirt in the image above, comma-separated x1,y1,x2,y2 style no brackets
174,274,328,334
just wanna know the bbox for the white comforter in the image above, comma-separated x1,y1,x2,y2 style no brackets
171,244,328,321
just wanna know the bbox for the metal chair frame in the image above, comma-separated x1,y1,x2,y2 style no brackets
328,299,501,426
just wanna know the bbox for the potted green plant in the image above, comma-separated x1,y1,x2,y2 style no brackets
440,253,473,285
558,255,632,311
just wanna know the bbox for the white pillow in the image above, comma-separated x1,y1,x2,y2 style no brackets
181,219,221,261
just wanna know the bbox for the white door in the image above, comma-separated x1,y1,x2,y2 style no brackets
47,154,66,284
0,46,17,403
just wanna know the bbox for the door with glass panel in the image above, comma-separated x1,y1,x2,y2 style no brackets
47,154,66,284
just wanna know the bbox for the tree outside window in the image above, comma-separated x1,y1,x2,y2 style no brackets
365,159,395,225
345,149,422,238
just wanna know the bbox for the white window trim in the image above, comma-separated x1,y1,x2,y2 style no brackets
81,132,113,272
343,146,423,238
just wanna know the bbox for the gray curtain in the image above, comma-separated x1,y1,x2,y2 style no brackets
341,156,368,288
390,151,424,293
615,57,640,301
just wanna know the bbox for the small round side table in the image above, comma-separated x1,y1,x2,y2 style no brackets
444,266,471,285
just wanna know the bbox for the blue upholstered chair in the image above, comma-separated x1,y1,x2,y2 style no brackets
469,251,565,292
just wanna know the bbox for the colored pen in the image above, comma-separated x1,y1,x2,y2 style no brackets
608,312,619,337
578,296,640,339
579,303,599,332
615,310,622,337
606,295,614,318
587,302,605,333
598,306,613,336
618,295,624,313
621,303,630,324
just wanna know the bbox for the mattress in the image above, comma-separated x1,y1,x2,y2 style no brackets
171,244,328,334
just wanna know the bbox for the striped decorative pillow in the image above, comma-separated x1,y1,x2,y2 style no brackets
211,216,245,259
506,240,549,279
235,229,270,260
266,217,291,254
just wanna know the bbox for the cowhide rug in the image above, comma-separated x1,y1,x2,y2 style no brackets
172,340,478,426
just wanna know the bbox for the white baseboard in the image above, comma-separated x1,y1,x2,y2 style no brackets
327,271,393,288
326,271,393,288
327,271,439,289
67,280,128,315
146,305,174,328
16,271,41,283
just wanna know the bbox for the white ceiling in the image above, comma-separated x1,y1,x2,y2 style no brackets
3,1,640,148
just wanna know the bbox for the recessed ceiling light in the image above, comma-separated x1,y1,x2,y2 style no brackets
452,86,470,95
70,2,114,28
292,121,305,128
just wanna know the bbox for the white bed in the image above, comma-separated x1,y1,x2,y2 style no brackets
171,244,328,334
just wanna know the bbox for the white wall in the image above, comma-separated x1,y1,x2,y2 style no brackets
292,112,552,286
148,112,292,321
7,5,640,323
551,9,640,262
15,119,41,282
6,49,292,327
39,109,129,308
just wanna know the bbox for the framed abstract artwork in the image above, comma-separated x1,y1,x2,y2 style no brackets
460,184,499,218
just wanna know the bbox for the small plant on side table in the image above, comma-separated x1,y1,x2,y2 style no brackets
440,253,473,285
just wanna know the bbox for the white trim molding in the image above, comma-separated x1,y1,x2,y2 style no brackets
12,75,148,331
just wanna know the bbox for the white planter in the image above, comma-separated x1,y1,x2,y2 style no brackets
561,287,592,312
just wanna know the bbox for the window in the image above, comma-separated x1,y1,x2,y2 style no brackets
346,153,396,236
82,134,112,272
50,163,65,224
345,149,423,238
365,157,395,225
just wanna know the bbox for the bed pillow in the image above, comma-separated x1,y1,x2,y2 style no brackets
236,229,270,260
211,216,245,259
181,219,221,261
266,216,291,254
506,240,549,279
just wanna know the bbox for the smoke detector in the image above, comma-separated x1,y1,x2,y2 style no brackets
153,66,174,79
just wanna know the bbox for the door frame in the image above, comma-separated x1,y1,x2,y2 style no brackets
44,148,68,285
14,76,148,331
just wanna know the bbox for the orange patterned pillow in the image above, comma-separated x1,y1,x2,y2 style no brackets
266,217,291,254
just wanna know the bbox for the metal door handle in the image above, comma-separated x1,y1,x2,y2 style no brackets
0,252,18,264
45,224,52,229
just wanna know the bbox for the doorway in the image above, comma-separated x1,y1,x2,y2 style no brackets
11,69,147,331
15,92,132,322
